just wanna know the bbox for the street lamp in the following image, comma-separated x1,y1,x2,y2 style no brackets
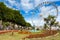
31,12,36,31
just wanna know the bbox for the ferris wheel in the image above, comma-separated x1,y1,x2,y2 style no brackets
30,1,58,26
34,2,58,18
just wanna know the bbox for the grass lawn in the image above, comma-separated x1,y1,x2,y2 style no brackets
0,32,29,40
0,31,60,40
40,33,60,40
25,32,60,40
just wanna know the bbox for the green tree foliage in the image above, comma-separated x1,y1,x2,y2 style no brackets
26,22,31,27
44,24,48,29
44,15,58,30
0,2,31,27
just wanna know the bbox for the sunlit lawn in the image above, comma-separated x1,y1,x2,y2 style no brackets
25,32,60,40
0,31,60,40
0,32,29,40
0,30,43,40
40,33,60,40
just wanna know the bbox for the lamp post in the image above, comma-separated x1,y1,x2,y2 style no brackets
31,12,36,31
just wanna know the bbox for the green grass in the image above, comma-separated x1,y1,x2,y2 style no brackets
25,32,60,40
0,31,60,40
0,32,29,40
41,33,60,40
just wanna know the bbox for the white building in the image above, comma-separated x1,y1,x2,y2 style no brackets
51,26,60,30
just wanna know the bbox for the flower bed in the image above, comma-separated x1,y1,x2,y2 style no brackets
18,30,31,34
25,30,57,38
0,30,18,34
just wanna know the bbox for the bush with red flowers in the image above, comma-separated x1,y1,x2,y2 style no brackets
18,30,31,34
0,30,18,34
25,30,57,38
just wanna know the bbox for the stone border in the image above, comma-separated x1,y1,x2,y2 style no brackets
22,32,59,40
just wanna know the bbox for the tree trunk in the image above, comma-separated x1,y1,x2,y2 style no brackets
50,25,52,35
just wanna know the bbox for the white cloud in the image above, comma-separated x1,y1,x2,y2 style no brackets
26,19,44,26
25,15,45,26
34,0,60,8
4,0,60,13
34,0,43,7
45,0,60,2
2,0,60,26
20,0,34,13
56,6,60,22
4,0,20,10
20,0,60,13
40,6,55,17
12,0,60,26
26,5,60,26
40,6,60,23
40,6,60,26
40,5,59,17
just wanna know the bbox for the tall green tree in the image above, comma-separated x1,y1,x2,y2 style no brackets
0,2,31,29
26,22,32,27
44,15,58,30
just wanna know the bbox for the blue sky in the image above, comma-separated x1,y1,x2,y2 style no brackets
0,0,60,26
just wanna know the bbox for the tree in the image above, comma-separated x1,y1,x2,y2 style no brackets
44,24,48,30
0,2,31,30
44,15,58,30
26,23,31,27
